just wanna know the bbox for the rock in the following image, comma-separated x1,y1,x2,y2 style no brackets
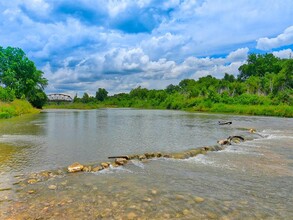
48,185,57,190
92,166,103,172
194,196,204,203
127,212,137,220
217,139,230,145
138,155,146,160
115,158,128,165
143,197,152,202
28,190,35,194
82,166,90,172
151,189,157,195
68,162,84,173
207,212,217,219
183,209,190,215
27,179,38,184
112,201,118,207
101,162,110,169
175,195,185,200
158,152,163,157
249,128,256,133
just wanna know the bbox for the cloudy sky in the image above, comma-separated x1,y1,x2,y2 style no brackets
1,0,293,96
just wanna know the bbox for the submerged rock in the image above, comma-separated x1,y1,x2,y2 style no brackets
48,185,57,190
194,196,204,203
68,162,84,173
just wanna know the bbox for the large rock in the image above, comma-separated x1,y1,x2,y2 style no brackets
101,162,110,169
68,162,84,173
115,158,128,165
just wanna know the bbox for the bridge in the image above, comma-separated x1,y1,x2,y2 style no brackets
47,93,73,102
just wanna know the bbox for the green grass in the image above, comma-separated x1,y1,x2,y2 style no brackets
0,99,40,119
189,103,293,117
45,101,293,118
44,102,103,110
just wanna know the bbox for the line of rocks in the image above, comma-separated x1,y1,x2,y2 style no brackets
67,142,237,173
66,128,258,173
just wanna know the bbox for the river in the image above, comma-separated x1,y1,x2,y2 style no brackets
0,109,292,219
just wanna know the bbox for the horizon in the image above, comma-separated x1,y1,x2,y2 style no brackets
1,0,293,96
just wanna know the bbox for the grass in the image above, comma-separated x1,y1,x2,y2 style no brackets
44,101,293,118
189,103,293,117
0,99,39,119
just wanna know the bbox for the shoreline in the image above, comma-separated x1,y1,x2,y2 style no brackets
44,103,293,118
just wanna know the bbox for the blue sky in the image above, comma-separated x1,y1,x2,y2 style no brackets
1,0,293,96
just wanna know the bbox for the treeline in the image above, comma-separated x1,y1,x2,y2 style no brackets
72,53,292,116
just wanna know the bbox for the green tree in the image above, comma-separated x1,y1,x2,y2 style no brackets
238,53,282,80
82,93,90,103
95,88,108,101
0,46,48,108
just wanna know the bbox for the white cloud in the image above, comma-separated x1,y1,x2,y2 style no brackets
226,47,249,62
272,49,293,59
257,26,293,50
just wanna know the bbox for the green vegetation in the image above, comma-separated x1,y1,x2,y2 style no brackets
0,99,39,119
0,46,48,109
54,53,292,117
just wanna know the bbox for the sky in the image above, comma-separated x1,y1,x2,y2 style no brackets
1,0,293,96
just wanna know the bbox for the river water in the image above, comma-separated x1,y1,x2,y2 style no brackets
0,109,292,219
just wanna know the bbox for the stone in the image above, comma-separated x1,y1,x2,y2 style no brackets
112,201,118,207
217,139,230,145
27,179,38,184
143,197,152,202
183,209,190,215
48,185,57,190
249,128,256,133
28,190,35,194
127,212,137,220
82,166,90,172
115,158,128,165
92,166,102,172
68,162,84,173
138,155,146,160
101,162,110,169
194,196,204,203
151,189,157,195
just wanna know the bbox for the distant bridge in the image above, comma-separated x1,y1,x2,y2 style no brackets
47,93,73,102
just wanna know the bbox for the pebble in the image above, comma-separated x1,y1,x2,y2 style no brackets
27,179,38,184
143,197,152,202
112,201,118,207
48,185,57,190
28,190,35,194
127,212,137,220
194,196,204,203
151,189,157,195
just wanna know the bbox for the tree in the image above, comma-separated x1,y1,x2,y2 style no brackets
0,46,48,108
238,53,282,80
82,93,90,103
95,88,108,101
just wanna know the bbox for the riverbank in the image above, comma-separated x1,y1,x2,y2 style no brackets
44,102,293,117
0,99,39,119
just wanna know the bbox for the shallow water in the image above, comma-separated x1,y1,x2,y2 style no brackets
0,109,292,219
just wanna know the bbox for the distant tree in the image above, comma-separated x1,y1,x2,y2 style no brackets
95,88,108,101
238,53,282,80
165,84,180,94
82,93,90,103
0,46,48,108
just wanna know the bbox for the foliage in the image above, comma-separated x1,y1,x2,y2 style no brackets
0,99,39,119
0,46,48,108
96,88,108,101
0,86,15,102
